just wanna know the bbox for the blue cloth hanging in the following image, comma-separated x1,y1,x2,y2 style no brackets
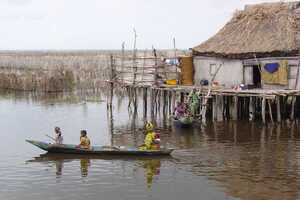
264,63,280,73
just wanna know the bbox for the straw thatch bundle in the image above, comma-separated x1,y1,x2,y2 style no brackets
193,1,300,59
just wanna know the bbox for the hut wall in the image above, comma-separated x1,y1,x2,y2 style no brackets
193,56,243,86
243,57,300,90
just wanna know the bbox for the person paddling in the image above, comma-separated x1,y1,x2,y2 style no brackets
54,127,63,144
76,130,90,149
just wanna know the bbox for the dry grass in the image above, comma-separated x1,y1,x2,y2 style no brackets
0,49,189,91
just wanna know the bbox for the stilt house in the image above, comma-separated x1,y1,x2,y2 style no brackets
192,1,300,90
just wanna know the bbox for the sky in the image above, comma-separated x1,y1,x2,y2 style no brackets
0,0,296,50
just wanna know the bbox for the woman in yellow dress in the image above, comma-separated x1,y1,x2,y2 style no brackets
140,123,160,151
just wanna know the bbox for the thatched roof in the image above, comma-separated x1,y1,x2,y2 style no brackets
193,1,300,59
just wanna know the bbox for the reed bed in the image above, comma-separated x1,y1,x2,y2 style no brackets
0,49,188,92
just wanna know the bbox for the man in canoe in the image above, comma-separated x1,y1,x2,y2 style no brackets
76,130,90,149
54,127,63,144
139,123,160,151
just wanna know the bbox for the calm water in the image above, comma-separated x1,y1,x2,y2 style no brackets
0,91,300,200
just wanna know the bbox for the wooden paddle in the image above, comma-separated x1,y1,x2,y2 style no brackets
45,134,56,142
101,145,121,151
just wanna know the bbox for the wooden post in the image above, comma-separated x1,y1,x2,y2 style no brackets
276,96,281,123
212,96,217,121
216,95,224,121
153,48,158,86
121,42,125,83
163,90,168,116
262,96,266,124
268,99,274,124
150,88,154,122
180,92,184,103
249,96,255,121
233,96,238,121
107,55,114,146
172,90,176,116
168,90,172,115
143,87,148,121
290,96,296,121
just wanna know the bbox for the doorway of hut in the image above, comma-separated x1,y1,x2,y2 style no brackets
252,65,261,88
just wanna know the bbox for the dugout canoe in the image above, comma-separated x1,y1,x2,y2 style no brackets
172,116,194,128
26,140,174,156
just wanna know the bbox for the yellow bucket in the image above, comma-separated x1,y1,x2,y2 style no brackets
166,79,177,85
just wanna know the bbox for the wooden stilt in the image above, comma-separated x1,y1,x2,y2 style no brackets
168,91,172,115
262,96,266,124
107,55,114,146
276,96,281,123
290,96,296,121
212,96,217,121
268,99,274,124
233,96,238,121
163,90,167,116
180,92,184,103
217,95,224,121
172,91,176,116
249,96,254,121
143,88,148,121
150,88,154,122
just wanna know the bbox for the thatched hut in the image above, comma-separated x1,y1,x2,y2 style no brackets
192,1,300,90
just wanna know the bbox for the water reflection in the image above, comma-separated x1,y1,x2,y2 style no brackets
26,153,169,184
55,160,63,177
141,160,161,189
26,153,92,178
80,158,90,177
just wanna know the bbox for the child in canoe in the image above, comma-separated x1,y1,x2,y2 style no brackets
76,130,91,149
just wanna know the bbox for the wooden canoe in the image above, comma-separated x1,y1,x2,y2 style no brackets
26,140,174,156
172,116,194,128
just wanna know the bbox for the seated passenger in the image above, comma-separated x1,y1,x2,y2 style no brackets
76,130,90,149
174,102,184,119
151,133,161,150
140,123,155,151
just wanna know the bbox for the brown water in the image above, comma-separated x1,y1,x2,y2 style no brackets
1,91,300,200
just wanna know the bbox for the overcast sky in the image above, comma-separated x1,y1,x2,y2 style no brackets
0,0,296,50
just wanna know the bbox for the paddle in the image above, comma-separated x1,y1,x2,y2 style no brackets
45,134,56,142
100,145,121,151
